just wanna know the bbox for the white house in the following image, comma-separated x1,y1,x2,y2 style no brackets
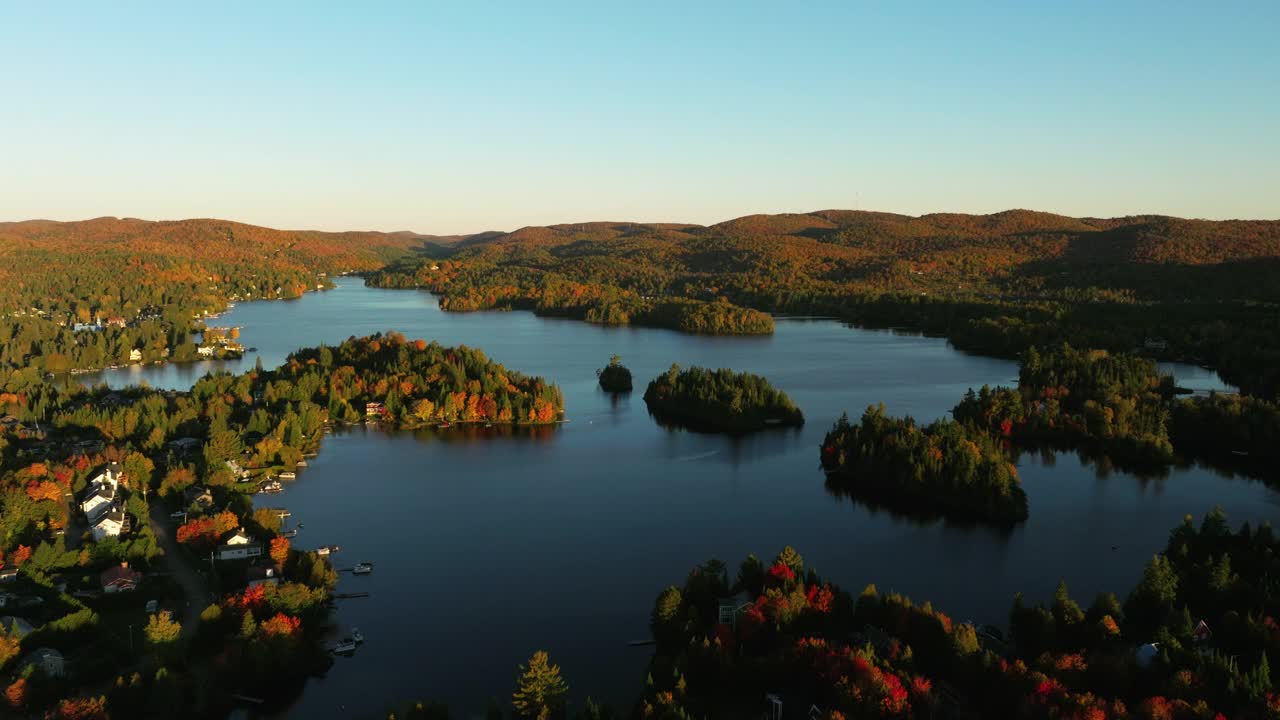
90,506,126,541
87,462,123,490
216,542,264,561
197,345,216,357
129,348,143,362
81,484,117,522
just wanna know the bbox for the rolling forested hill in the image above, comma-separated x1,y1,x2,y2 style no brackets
0,217,425,376
369,210,1280,397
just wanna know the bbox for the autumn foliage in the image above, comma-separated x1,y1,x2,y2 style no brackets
269,536,290,565
175,510,239,546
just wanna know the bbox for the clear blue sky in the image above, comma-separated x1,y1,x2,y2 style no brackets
2,1,1277,233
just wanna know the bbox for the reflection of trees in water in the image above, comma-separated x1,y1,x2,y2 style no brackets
409,423,560,445
822,475,1019,539
652,421,805,468
334,422,562,446
1010,443,1176,491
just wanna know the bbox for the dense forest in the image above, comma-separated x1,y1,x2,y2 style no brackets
0,218,424,374
642,365,803,433
631,511,1280,719
821,405,1029,525
368,211,1280,399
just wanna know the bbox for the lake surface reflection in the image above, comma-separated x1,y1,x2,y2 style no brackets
83,280,1269,719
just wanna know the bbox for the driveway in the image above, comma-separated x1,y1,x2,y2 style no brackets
148,502,209,642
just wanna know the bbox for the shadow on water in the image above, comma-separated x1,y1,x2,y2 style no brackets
821,476,1021,538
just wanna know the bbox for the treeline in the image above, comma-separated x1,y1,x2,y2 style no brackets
642,365,803,432
370,264,773,336
821,405,1029,525
367,211,1280,399
635,510,1280,718
954,344,1280,481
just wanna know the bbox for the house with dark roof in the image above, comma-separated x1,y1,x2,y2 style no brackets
21,647,64,677
100,562,142,593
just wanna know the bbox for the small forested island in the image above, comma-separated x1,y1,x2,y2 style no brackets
642,364,803,432
596,355,633,392
821,404,1028,524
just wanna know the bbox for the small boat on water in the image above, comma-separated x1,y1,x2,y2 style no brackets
438,422,451,428
331,639,357,654
296,460,308,467
316,545,341,556
278,471,297,480
281,529,298,539
352,562,374,575
257,480,283,494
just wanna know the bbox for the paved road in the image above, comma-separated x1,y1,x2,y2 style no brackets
148,503,209,643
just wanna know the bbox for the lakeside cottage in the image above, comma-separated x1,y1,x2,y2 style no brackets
216,528,265,561
247,565,281,588
100,562,142,593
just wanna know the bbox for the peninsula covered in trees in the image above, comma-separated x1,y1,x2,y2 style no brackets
631,510,1280,719
954,344,1280,481
821,405,1029,524
0,332,563,717
643,365,803,433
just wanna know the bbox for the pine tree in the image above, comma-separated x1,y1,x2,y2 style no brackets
512,650,568,719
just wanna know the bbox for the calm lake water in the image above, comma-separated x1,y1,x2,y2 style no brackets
86,279,1267,719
